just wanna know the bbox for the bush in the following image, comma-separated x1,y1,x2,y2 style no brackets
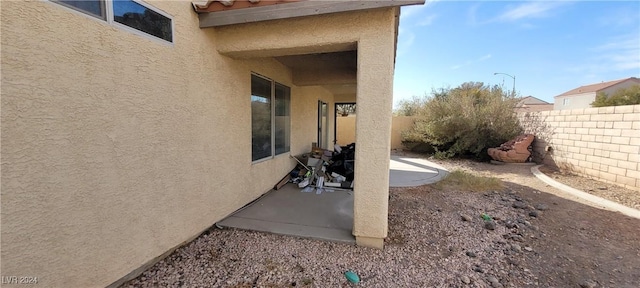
399,82,523,159
591,85,640,107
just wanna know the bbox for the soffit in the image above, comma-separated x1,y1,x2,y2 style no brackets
194,0,425,27
275,51,357,94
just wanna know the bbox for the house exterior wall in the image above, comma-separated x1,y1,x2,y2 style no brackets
214,7,399,248
519,105,640,192
554,80,640,110
554,92,596,110
1,1,335,287
600,80,640,97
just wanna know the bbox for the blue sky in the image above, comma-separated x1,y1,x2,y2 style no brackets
394,0,640,106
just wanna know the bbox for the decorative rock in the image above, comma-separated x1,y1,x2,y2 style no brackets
487,134,535,163
461,215,472,222
503,233,524,242
512,201,527,209
461,276,471,284
510,244,521,252
534,203,549,211
484,221,496,230
524,246,533,252
505,220,518,229
487,275,502,288
529,211,539,218
579,279,597,288
466,251,477,258
473,266,485,273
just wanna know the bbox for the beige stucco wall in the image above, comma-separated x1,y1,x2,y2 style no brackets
390,116,416,149
554,92,596,110
336,116,357,146
215,7,399,248
1,1,339,287
336,116,415,149
520,105,640,191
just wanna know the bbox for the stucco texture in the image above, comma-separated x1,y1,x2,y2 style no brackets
214,7,399,248
337,116,415,149
1,1,398,286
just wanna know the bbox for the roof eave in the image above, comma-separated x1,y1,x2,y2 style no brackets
197,0,425,28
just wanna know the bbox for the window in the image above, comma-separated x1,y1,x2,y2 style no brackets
113,0,172,42
275,83,291,155
52,0,173,43
563,98,571,106
56,0,106,19
251,74,291,162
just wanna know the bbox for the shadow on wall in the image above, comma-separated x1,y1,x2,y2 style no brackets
519,112,556,167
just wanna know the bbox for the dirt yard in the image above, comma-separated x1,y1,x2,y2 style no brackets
123,160,640,287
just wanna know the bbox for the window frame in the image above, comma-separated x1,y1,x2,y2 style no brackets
53,0,107,20
251,73,291,163
50,0,174,45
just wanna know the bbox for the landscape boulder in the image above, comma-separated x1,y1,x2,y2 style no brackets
487,134,534,163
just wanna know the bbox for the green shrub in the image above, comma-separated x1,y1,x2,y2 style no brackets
591,85,640,107
399,82,522,159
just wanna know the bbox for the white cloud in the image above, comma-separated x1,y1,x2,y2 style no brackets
595,34,640,72
566,34,640,75
400,4,428,21
400,0,439,22
396,28,416,56
497,1,570,22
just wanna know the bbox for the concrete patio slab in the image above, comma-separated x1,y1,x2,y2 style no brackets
217,154,447,243
217,183,356,243
389,155,449,187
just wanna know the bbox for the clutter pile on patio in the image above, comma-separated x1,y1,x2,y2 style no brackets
276,144,356,194
487,134,535,163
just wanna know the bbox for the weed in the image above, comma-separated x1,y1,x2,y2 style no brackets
431,170,503,192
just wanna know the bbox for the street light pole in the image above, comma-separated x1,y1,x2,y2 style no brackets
494,72,516,97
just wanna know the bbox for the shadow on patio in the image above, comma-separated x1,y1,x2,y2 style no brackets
216,155,448,243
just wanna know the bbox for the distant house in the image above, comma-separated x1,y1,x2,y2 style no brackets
554,77,640,110
514,96,553,113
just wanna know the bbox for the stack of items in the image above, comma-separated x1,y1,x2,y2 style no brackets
275,143,356,194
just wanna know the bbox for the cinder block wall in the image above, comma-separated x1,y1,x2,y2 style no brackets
519,105,639,191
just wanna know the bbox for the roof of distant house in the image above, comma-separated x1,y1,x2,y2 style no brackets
555,77,640,98
516,96,550,107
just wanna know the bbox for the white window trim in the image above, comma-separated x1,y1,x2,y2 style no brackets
251,72,291,164
47,0,174,45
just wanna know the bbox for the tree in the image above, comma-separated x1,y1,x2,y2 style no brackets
401,82,523,159
591,85,640,107
336,103,356,116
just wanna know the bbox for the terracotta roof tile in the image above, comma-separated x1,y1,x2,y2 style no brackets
193,0,301,13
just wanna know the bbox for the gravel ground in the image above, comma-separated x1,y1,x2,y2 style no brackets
122,158,640,288
123,188,549,288
429,157,640,211
537,166,640,210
